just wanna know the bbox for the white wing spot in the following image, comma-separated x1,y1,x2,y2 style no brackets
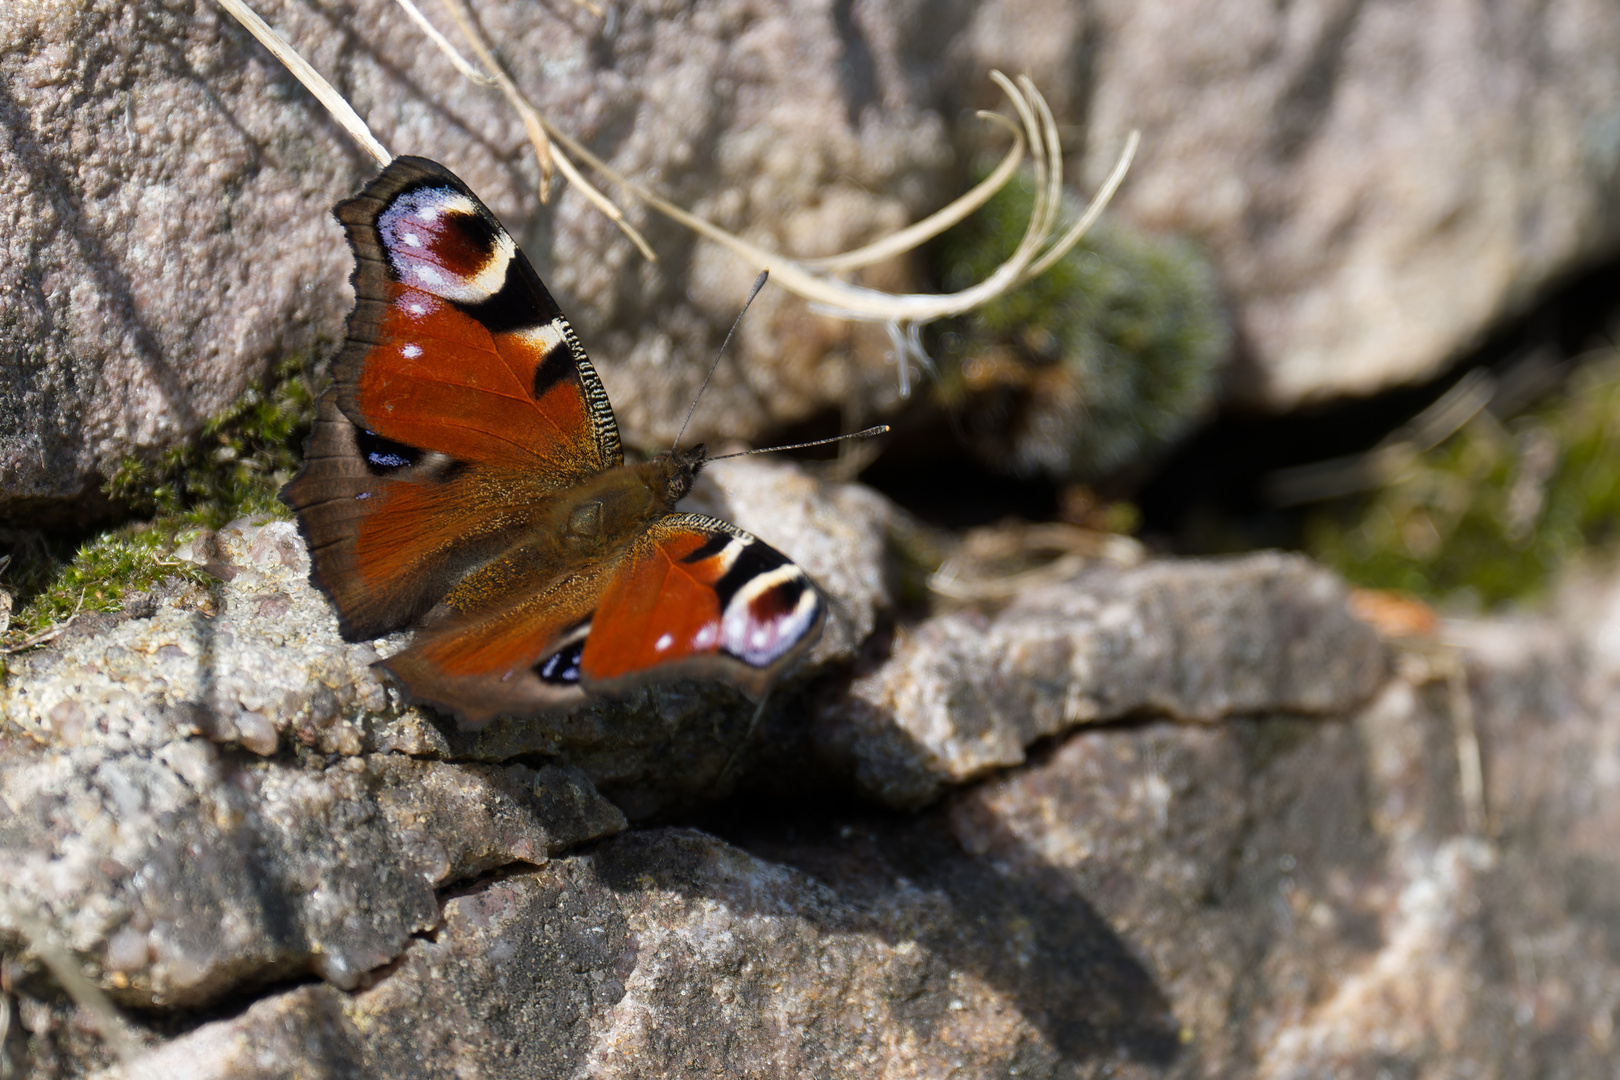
655,633,674,652
406,302,427,316
516,321,568,353
416,205,440,222
401,343,422,358
402,232,423,248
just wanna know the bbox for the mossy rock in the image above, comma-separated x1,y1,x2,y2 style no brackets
5,355,317,643
1309,352,1620,608
934,173,1232,483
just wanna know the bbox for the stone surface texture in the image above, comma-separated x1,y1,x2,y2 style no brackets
0,0,947,520
820,552,1388,808
5,527,1620,1076
10,0,1620,516
0,457,889,817
1040,0,1620,406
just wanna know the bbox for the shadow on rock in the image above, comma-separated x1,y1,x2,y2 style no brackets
683,793,1184,1070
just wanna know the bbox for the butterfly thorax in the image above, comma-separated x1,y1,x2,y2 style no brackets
553,444,706,548
434,446,707,615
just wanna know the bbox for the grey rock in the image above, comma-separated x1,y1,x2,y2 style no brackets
2,455,890,815
1,0,948,520
963,0,1620,407
0,722,622,1010
821,551,1388,808
73,623,1620,1080
7,558,1620,1077
111,985,362,1080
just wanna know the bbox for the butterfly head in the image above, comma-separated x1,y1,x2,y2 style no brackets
644,443,708,508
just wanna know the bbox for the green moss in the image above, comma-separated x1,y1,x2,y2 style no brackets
1308,353,1620,608
933,172,1232,482
7,530,210,637
106,353,316,527
5,356,316,643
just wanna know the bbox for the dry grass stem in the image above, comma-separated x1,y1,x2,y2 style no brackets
434,0,664,258
432,0,558,200
213,0,1139,390
212,0,392,167
797,112,1025,274
391,0,495,86
0,894,142,1067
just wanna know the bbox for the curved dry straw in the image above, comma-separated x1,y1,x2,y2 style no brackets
213,0,1138,395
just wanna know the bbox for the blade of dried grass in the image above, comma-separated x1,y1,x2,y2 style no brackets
541,72,1116,325
215,0,1134,337
212,0,391,167
392,0,495,86
796,111,1024,273
432,0,658,259
1021,130,1138,283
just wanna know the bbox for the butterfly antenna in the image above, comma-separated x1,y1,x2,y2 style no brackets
673,269,771,452
706,425,891,461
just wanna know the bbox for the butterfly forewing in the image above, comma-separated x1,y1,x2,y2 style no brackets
330,156,620,477
283,156,620,639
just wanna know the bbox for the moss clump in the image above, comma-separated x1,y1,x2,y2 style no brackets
1308,353,1620,608
105,354,316,525
5,356,316,642
933,172,1231,482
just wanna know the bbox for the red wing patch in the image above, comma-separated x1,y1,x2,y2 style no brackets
578,514,824,695
329,156,620,480
379,566,610,727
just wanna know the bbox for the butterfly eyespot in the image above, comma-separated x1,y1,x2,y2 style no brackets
537,640,584,685
356,429,424,475
376,185,513,304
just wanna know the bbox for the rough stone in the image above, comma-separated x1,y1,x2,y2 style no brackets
1,455,890,816
70,621,1620,1080
0,0,949,520
0,721,623,1010
820,551,1388,808
962,0,1620,407
7,556,1620,1076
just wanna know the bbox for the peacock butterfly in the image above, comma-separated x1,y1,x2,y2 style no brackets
281,156,824,727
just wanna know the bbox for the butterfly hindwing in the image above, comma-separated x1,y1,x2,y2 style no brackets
282,395,545,638
377,564,610,725
370,514,824,727
578,514,825,696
